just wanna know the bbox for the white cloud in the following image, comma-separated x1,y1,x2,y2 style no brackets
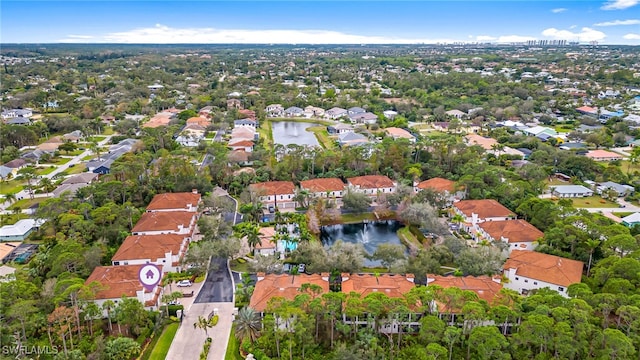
542,27,606,42
71,24,458,44
476,35,497,41
496,35,537,43
551,8,568,13
623,33,640,39
569,25,578,29
601,0,639,10
594,19,640,26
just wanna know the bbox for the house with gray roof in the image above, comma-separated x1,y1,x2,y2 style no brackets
0,219,44,241
284,107,304,117
597,182,634,197
348,107,366,115
327,123,354,135
6,118,31,125
61,172,99,185
551,185,594,198
0,166,12,180
234,119,257,128
338,132,370,147
349,112,378,125
622,213,640,228
1,109,32,120
325,107,348,120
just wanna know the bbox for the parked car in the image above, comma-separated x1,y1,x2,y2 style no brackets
177,280,192,287
297,263,306,274
168,300,180,306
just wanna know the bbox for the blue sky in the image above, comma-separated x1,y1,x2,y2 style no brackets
1,1,639,44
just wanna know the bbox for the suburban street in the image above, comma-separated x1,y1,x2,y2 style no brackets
1,135,113,212
166,257,235,360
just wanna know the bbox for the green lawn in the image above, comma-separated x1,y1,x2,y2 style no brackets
397,226,422,252
146,322,179,360
81,154,95,161
330,213,375,224
612,212,634,218
558,196,619,208
225,326,244,360
0,213,29,226
307,126,336,149
619,160,640,175
102,127,114,135
8,198,44,211
0,180,24,195
36,167,57,176
205,131,217,139
53,157,72,165
87,136,106,142
230,258,251,273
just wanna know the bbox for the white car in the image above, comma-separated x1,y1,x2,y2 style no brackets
177,280,192,287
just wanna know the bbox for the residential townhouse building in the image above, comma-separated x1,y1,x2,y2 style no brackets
85,265,164,315
131,211,197,236
477,219,544,251
346,175,396,197
111,234,189,272
299,178,346,205
452,199,515,232
250,273,330,312
146,190,201,212
249,181,297,210
502,250,583,298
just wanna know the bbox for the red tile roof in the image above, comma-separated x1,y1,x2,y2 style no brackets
426,275,503,304
146,191,201,211
132,211,196,233
300,178,345,193
503,250,583,287
479,220,543,243
85,265,162,300
186,116,211,127
347,175,395,189
341,273,415,298
453,199,513,219
255,227,276,250
250,273,330,312
112,234,186,262
416,177,456,192
385,127,415,139
228,140,254,147
249,181,296,196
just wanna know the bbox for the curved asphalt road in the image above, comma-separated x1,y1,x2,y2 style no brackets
195,257,233,303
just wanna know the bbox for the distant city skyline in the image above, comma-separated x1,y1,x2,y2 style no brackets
2,1,640,45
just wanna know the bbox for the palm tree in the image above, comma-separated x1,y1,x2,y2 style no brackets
193,315,215,337
2,192,17,205
39,178,55,194
102,300,115,333
585,238,600,276
450,214,465,232
234,307,261,344
245,225,262,252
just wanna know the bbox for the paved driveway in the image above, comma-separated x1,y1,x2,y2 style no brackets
195,257,233,303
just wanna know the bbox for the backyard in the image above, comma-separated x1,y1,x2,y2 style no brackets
0,180,24,195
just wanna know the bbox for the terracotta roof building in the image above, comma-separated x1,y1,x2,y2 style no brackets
249,181,297,210
426,275,503,304
250,273,330,312
415,177,456,193
253,227,277,256
146,190,201,212
502,250,584,297
300,178,345,202
85,265,163,311
131,211,196,236
186,116,211,128
347,175,396,196
452,199,514,223
111,234,188,272
341,273,415,298
478,219,543,252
